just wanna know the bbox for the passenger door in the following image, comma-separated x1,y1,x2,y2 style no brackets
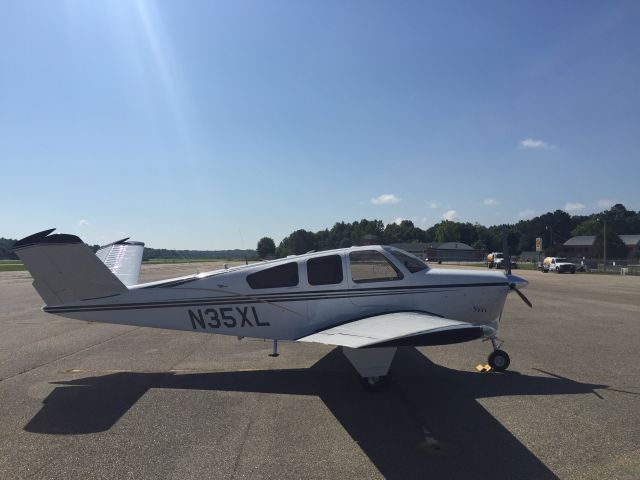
347,249,411,310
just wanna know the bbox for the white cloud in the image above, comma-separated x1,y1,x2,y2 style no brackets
518,209,536,219
78,219,90,227
519,138,555,150
442,210,457,221
596,199,615,209
564,202,585,212
427,200,439,209
371,193,401,205
483,198,499,207
393,217,405,225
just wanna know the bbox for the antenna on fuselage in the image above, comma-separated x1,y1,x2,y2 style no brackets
237,227,249,266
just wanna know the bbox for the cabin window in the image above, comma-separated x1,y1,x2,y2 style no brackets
307,255,343,285
246,262,299,289
388,249,428,273
349,250,404,283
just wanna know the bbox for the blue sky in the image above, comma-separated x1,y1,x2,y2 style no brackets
1,1,639,249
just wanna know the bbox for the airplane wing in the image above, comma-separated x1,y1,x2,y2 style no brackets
297,311,490,348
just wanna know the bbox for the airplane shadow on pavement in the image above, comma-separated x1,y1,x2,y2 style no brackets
25,347,609,480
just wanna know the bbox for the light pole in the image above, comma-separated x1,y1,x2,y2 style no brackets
597,217,607,270
604,218,607,270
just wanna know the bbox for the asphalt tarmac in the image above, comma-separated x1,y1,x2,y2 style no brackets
0,262,638,479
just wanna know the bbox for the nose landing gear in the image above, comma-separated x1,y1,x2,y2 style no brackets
487,336,510,372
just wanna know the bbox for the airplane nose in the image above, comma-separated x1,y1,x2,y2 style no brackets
506,274,528,289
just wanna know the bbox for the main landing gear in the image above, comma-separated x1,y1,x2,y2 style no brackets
343,346,396,392
487,336,510,372
360,372,393,392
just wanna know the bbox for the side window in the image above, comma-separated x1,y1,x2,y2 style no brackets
388,249,428,273
246,263,299,289
307,255,343,286
349,250,403,283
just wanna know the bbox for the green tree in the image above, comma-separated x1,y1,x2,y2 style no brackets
458,223,478,246
434,221,460,242
571,218,599,236
383,220,418,244
0,238,19,260
256,237,276,259
472,239,487,253
278,229,317,256
591,231,628,260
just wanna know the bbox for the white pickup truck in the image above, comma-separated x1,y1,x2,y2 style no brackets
543,257,577,274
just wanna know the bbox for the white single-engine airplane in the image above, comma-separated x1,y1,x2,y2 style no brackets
14,229,531,391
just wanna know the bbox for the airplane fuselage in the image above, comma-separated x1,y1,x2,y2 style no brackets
43,246,510,341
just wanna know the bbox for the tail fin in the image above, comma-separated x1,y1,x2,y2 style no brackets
96,238,145,286
13,229,127,306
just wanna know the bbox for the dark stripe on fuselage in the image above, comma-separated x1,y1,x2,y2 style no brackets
44,282,508,314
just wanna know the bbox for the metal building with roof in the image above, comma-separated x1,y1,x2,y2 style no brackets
563,234,640,258
563,235,595,257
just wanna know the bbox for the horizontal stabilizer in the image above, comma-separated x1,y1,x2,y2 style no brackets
96,238,145,286
13,229,127,306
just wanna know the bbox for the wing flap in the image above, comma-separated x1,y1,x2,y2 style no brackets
297,311,486,348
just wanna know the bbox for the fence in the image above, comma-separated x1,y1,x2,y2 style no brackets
572,258,640,275
522,256,640,276
437,253,640,276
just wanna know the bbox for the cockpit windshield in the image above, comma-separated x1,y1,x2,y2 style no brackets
386,248,429,273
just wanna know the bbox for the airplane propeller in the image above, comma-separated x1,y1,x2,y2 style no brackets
510,283,533,308
503,235,533,308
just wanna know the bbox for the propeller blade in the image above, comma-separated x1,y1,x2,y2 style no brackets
510,284,533,308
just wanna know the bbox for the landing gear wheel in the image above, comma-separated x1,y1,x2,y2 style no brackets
488,350,510,372
360,373,392,392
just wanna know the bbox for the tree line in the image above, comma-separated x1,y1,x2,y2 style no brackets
141,247,258,261
257,203,640,259
3,204,638,261
0,237,258,261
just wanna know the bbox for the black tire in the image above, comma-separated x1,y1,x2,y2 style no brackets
488,350,510,372
361,373,392,392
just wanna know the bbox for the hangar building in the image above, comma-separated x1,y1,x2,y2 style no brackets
563,234,640,258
